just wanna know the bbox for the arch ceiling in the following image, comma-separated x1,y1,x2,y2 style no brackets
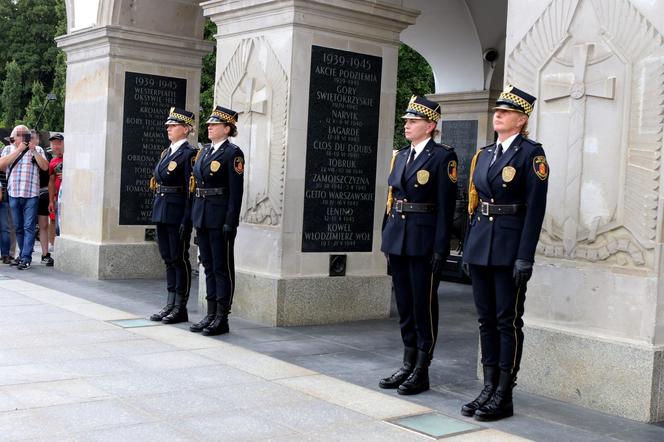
66,0,205,39
64,0,505,93
400,0,507,93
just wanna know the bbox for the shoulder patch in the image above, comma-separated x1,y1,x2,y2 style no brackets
234,156,244,175
533,155,549,180
448,160,458,183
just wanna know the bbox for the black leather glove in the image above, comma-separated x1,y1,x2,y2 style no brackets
462,262,470,277
223,224,237,241
430,253,444,278
513,259,533,289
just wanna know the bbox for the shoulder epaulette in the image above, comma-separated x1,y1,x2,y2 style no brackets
159,148,168,159
394,145,409,152
440,143,454,151
480,143,492,150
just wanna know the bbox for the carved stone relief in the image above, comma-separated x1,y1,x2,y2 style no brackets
507,0,664,268
215,37,288,226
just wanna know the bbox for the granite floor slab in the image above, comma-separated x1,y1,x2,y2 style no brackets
5,261,664,441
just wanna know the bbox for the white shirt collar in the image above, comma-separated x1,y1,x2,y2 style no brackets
169,139,187,155
497,133,519,153
410,137,431,159
212,139,227,152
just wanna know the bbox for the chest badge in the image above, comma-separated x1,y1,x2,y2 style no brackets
502,166,516,183
416,170,430,185
167,161,177,172
210,160,221,173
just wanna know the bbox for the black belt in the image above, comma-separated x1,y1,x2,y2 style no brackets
155,185,184,194
394,200,436,213
479,201,524,216
195,187,228,197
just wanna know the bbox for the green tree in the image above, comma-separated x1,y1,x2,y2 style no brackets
198,19,216,143
0,0,17,81
3,0,64,113
394,44,435,148
1,60,23,127
23,80,47,128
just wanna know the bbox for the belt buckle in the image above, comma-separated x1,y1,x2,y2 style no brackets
395,200,403,213
155,184,161,193
195,188,201,198
481,202,489,216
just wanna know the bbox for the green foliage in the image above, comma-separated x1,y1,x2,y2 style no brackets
1,61,23,127
42,50,65,131
23,80,46,128
198,19,217,143
394,44,435,148
0,0,65,130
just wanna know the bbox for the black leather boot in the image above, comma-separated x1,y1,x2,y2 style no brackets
474,370,515,421
379,347,417,389
149,291,175,321
162,293,189,324
461,366,498,416
190,300,217,333
202,302,229,336
397,350,430,395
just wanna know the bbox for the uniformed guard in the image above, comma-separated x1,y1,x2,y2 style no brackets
149,107,197,324
380,96,458,395
461,85,548,421
188,105,244,336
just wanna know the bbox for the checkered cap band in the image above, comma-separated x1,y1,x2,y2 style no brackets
498,92,534,116
210,110,237,125
407,102,441,122
168,111,194,126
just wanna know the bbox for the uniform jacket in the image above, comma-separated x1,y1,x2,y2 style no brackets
191,140,244,230
151,141,196,225
463,135,548,266
381,139,458,257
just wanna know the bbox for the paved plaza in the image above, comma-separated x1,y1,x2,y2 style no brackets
1,256,664,441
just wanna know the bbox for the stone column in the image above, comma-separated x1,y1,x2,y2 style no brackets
427,90,500,275
506,0,664,422
200,0,418,325
55,26,213,279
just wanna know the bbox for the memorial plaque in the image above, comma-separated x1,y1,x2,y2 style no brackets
119,72,187,225
302,46,382,252
441,120,478,200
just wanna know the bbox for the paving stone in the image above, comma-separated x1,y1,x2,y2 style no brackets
79,422,195,441
181,411,298,440
276,374,430,420
1,378,110,409
35,399,156,433
0,409,67,440
126,350,219,370
253,399,373,434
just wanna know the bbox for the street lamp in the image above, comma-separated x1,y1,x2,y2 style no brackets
34,92,57,131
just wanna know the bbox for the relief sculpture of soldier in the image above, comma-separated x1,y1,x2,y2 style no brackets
148,107,197,324
461,85,549,421
189,106,244,336
380,96,458,395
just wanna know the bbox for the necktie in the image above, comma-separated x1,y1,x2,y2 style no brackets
491,143,503,167
406,148,416,168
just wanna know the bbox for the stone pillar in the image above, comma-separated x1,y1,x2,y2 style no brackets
427,90,499,273
55,26,213,279
506,0,664,422
201,0,418,325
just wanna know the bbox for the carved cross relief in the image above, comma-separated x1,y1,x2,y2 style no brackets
542,42,616,258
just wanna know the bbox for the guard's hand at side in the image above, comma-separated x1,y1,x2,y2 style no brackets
223,224,237,241
462,262,470,277
431,253,444,277
513,259,533,288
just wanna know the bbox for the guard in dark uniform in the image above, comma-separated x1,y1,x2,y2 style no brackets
380,96,458,395
461,85,548,421
149,107,197,324
188,106,244,336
